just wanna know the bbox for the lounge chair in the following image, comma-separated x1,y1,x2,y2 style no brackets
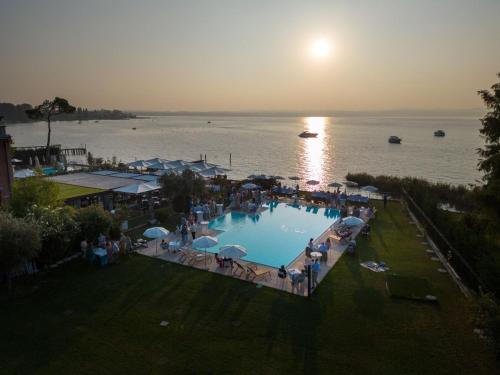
178,249,196,264
246,266,273,281
234,261,248,277
189,253,212,266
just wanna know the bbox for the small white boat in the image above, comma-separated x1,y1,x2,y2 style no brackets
434,130,445,137
388,136,402,144
299,131,318,138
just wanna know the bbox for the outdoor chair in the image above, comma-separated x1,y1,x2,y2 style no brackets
246,266,273,281
178,249,196,264
233,261,248,277
189,253,212,266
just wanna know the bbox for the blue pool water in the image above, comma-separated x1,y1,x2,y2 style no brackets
206,203,340,268
42,167,58,175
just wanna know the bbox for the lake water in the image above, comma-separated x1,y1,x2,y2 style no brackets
6,112,484,188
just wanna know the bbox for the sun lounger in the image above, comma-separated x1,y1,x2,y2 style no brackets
189,253,212,266
178,249,196,264
246,266,272,281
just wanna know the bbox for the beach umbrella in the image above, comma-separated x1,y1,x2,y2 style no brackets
342,216,365,226
361,185,378,193
241,182,259,190
344,181,358,187
288,176,300,180
193,235,218,269
328,182,343,188
143,227,170,255
34,156,41,168
306,180,320,185
218,244,247,259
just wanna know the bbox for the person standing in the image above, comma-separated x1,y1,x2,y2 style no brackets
80,238,88,258
383,193,388,208
98,233,106,248
181,222,188,244
190,219,197,240
312,259,321,288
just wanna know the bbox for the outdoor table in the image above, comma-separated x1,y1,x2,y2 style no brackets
310,251,322,260
93,248,108,266
287,268,302,285
200,221,209,235
195,210,204,223
287,268,301,277
216,203,224,216
169,241,180,251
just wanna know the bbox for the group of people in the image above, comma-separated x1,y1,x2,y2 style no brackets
230,188,264,212
81,232,133,265
305,237,331,263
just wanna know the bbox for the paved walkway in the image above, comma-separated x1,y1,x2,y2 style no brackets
137,204,370,297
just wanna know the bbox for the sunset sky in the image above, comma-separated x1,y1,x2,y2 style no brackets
1,0,499,111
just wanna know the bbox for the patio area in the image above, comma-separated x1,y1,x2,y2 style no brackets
137,203,368,297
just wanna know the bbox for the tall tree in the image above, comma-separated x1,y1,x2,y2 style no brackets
478,73,500,218
25,97,75,162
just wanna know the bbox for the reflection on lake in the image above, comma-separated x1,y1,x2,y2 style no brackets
6,113,483,190
299,117,329,185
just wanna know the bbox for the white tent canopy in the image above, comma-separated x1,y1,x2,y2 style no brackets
128,160,151,169
113,182,161,194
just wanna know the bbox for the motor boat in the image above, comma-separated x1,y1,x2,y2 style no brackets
434,130,445,137
388,136,402,144
298,131,318,138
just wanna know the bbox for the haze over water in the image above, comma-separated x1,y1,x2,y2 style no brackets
7,112,483,189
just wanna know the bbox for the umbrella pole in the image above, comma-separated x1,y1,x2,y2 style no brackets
204,247,207,270
156,239,158,256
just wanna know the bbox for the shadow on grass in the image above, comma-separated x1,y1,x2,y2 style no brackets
264,295,321,373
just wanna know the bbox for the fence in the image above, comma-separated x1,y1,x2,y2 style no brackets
401,188,492,297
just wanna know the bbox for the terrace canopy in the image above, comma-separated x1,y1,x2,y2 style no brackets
113,182,161,195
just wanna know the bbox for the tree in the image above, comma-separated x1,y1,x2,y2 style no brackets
9,178,61,217
25,97,75,162
478,73,500,218
160,170,206,212
75,205,113,243
0,211,41,290
25,205,78,266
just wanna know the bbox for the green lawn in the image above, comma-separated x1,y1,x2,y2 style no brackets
55,182,104,201
0,201,497,374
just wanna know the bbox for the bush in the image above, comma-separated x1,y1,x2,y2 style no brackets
0,211,41,289
75,205,112,244
9,178,61,217
155,207,181,230
25,205,78,267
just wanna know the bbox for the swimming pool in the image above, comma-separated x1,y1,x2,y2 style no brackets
206,203,340,268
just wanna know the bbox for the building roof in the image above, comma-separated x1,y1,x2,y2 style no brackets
48,173,142,190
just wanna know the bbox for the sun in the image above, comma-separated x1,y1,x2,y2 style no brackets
311,38,331,58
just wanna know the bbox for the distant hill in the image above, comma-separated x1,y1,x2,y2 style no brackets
0,102,136,124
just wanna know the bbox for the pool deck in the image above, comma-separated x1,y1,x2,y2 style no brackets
137,203,370,297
